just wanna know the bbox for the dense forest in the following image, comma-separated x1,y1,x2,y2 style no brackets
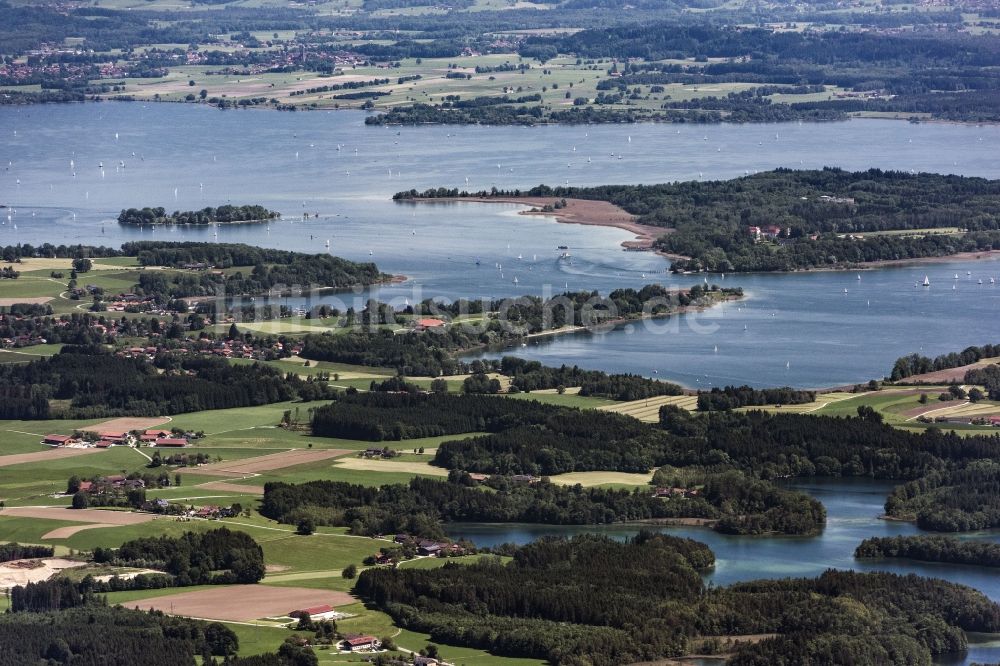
856,535,1000,568
117,205,278,226
356,534,1000,666
0,345,320,419
890,343,1000,381
0,601,247,664
658,406,1000,480
884,461,1000,531
409,169,1000,272
310,391,551,441
261,471,823,538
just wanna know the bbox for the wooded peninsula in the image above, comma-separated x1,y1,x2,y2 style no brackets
396,168,1000,272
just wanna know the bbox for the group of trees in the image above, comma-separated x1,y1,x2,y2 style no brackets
889,343,1000,381
310,391,550,441
496,356,684,399
117,205,278,226
0,542,54,562
965,364,1000,401
856,535,1000,568
91,528,265,586
696,385,816,411
0,345,319,419
356,533,1000,666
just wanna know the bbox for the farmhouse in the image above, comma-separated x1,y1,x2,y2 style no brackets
289,604,338,620
340,635,380,652
43,434,78,447
97,431,130,444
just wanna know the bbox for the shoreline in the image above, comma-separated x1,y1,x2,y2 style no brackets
399,196,669,251
409,197,1000,273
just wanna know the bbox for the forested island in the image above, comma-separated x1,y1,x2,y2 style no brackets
355,533,1000,666
117,205,279,226
398,168,1000,272
856,535,1000,569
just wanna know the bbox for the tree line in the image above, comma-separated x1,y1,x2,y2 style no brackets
889,343,1000,381
0,542,54,562
855,535,1000,568
696,385,816,411
260,472,823,538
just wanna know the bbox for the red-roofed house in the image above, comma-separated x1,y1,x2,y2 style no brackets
95,440,115,449
145,429,171,438
155,438,188,447
340,635,380,652
414,318,446,331
289,604,334,619
43,434,76,446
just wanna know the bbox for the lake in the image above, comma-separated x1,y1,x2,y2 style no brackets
446,478,1000,665
2,104,999,386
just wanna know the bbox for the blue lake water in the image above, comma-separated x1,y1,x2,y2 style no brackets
2,104,998,387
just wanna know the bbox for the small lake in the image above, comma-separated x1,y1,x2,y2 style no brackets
446,478,1000,665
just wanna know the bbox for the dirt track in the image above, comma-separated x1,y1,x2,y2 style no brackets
83,417,171,433
0,447,102,468
196,481,265,495
0,507,158,525
188,449,351,477
131,585,355,621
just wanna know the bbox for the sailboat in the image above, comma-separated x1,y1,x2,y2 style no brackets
922,275,930,287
